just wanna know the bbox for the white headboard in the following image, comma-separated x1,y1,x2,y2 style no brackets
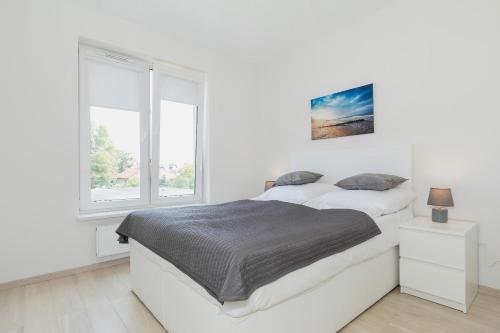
290,145,413,189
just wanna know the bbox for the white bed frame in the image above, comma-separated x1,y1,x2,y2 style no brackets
130,145,413,333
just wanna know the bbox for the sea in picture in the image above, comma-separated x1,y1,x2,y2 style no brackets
311,84,374,140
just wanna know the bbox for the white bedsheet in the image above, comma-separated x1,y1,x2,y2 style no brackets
139,207,412,318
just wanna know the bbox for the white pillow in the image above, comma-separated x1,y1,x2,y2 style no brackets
253,183,335,204
304,187,417,218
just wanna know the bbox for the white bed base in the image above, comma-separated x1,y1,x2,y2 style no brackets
131,240,399,333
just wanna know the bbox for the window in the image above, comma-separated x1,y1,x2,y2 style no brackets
79,46,204,212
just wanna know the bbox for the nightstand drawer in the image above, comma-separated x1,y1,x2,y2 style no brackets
400,228,465,269
400,258,465,303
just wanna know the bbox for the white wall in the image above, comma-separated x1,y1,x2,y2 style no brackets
257,0,500,289
0,0,263,283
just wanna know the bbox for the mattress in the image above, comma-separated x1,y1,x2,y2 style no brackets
131,207,412,318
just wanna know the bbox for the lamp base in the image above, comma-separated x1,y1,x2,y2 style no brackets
432,208,448,223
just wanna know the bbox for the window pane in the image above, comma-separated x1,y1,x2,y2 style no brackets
159,100,197,198
90,106,141,202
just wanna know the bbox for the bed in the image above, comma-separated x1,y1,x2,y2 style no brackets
124,145,413,333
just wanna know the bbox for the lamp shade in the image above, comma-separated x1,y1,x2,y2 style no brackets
264,181,275,191
427,188,454,207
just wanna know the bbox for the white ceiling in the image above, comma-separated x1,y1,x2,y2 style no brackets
73,0,394,63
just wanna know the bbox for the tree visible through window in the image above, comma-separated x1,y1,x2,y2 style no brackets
89,106,140,202
90,123,136,189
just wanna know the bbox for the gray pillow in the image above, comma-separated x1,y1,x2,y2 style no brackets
274,171,323,186
335,173,407,191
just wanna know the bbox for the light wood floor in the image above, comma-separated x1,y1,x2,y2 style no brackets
1,263,499,333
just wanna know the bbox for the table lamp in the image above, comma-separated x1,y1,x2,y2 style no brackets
427,188,454,223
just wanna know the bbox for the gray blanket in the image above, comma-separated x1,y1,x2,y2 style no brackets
116,200,380,303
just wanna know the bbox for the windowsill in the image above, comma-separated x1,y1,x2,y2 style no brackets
77,209,135,221
77,200,206,222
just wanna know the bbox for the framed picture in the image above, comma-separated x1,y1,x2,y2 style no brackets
311,84,374,140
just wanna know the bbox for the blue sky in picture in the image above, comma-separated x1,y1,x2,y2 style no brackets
311,84,374,123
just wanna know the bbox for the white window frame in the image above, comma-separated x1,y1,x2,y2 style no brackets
150,64,205,205
79,45,205,213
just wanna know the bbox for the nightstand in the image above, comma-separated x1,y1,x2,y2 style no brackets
399,217,478,313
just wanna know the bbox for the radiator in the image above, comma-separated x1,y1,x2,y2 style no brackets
96,223,130,257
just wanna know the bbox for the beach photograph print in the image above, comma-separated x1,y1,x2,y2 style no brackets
311,84,374,140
